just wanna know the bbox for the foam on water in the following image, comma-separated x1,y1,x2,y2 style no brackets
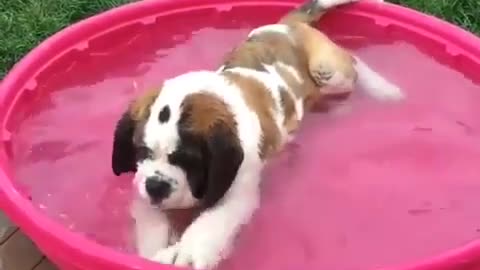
10,6,480,270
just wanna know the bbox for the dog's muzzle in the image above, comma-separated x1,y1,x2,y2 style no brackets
145,174,173,204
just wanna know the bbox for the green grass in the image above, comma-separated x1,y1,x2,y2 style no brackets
0,0,131,78
392,0,480,34
0,0,479,78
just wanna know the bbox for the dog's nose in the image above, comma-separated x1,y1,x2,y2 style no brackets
145,176,172,202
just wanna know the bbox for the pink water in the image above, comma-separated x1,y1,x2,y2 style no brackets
10,6,480,270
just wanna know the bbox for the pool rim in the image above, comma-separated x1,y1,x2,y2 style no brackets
1,0,480,269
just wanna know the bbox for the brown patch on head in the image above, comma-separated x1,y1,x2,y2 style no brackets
177,93,244,208
129,88,161,121
224,72,282,160
180,93,236,136
124,87,162,147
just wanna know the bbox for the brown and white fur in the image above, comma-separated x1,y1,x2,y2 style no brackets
111,0,402,269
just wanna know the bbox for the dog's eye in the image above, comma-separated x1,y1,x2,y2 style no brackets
135,146,152,161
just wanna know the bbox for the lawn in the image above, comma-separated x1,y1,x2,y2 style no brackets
0,0,479,78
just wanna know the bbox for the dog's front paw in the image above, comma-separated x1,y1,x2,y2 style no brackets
180,241,221,269
152,243,181,265
152,232,227,270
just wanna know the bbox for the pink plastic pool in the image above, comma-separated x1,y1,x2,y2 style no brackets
2,0,480,269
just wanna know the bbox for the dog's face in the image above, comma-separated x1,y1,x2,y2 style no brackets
111,87,244,210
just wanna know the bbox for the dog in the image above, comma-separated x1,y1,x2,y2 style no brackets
111,0,403,269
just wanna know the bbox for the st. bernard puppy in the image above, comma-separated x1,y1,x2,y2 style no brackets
111,0,402,269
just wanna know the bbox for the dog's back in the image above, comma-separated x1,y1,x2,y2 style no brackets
216,0,362,158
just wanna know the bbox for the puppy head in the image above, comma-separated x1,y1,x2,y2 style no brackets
112,88,244,210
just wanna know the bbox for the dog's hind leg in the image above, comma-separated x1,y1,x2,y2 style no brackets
281,0,404,101
294,23,405,101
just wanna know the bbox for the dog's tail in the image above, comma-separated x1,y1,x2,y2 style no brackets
280,0,356,25
353,56,405,101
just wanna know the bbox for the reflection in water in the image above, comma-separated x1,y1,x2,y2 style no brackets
10,5,480,270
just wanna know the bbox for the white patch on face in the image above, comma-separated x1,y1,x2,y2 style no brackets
134,71,263,210
135,159,198,210
159,71,262,157
143,107,179,156
137,85,197,209
248,24,290,39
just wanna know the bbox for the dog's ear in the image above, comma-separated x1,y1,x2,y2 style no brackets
112,111,137,176
202,122,244,208
176,92,243,208
112,89,160,176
